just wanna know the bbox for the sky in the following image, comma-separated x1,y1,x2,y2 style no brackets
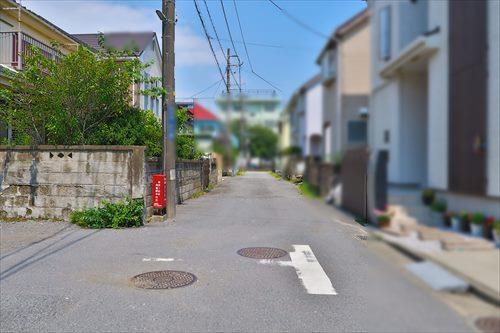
21,0,366,110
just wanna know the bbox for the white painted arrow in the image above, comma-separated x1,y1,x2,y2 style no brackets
260,245,337,295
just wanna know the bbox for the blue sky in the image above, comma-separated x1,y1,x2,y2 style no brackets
23,0,366,110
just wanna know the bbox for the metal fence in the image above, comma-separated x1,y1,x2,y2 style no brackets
0,32,61,69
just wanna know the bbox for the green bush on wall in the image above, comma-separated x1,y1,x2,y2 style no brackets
70,198,143,229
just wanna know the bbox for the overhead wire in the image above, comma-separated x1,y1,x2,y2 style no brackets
267,0,328,39
233,0,281,92
193,0,227,87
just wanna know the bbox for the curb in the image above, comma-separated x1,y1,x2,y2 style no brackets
371,230,500,306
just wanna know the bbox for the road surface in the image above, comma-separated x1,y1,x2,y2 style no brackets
0,172,471,332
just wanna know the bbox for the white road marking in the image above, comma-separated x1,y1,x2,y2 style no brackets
259,245,337,295
142,258,180,262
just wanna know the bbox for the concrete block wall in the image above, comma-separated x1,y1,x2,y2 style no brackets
0,146,146,220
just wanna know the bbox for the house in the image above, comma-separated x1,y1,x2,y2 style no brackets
316,9,371,163
73,32,162,118
287,74,323,158
215,92,281,134
192,102,222,153
367,0,499,216
0,0,82,142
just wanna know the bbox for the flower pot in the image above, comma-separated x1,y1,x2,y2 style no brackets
493,230,500,248
470,224,483,237
422,196,433,206
451,217,462,232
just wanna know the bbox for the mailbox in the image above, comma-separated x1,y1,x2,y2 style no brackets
152,174,166,209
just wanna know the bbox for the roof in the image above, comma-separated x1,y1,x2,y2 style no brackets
316,8,369,64
193,102,218,121
299,74,322,94
3,0,83,46
72,32,156,56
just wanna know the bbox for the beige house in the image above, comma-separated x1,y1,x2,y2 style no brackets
316,9,371,163
0,0,80,75
0,0,81,141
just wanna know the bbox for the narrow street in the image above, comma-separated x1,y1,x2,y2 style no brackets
0,172,471,332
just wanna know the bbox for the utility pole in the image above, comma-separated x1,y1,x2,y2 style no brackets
225,48,233,175
157,0,176,219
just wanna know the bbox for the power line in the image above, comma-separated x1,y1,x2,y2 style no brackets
190,79,223,98
193,0,227,87
233,0,281,92
219,0,240,63
203,0,240,91
267,0,328,39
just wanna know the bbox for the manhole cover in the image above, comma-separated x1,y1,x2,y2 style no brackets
237,247,287,259
475,317,500,333
131,270,196,289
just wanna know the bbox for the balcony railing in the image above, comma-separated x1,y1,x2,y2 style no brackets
0,32,61,70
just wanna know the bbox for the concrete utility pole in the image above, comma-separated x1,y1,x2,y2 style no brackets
225,48,233,175
157,0,176,219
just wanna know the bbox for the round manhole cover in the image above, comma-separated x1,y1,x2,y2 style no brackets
131,270,196,289
237,247,287,259
475,317,500,333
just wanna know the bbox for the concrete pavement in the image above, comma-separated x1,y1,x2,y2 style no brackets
0,172,473,332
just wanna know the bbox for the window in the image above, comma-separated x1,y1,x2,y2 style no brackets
347,120,367,143
264,103,274,112
379,6,391,61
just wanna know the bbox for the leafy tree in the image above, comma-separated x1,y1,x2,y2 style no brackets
175,107,202,160
247,125,278,160
0,46,147,145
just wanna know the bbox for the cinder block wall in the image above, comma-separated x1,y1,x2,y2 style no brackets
0,146,146,220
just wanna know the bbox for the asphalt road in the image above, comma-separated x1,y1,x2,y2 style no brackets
0,172,471,332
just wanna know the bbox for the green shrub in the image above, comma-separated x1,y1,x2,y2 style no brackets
70,199,143,229
471,213,486,225
459,210,470,222
493,220,500,232
421,188,435,205
431,199,447,213
297,181,319,198
377,214,391,224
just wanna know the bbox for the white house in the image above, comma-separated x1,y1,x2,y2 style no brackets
367,0,499,216
286,74,323,158
73,32,163,118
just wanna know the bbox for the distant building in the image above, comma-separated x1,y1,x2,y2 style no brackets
215,92,281,133
286,74,323,158
73,32,162,118
193,102,222,153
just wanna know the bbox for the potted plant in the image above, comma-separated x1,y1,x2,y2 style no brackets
470,213,486,237
431,199,447,227
451,212,463,232
493,220,500,248
377,214,391,228
421,188,435,206
443,211,454,228
460,211,471,232
483,216,495,240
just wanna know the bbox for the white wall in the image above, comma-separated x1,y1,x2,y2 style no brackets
487,0,500,197
369,81,400,183
305,82,323,156
399,72,427,185
426,0,448,190
140,39,162,118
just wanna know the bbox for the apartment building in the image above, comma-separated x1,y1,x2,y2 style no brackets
368,0,499,215
316,9,371,163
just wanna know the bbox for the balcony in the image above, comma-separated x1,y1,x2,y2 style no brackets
0,32,61,70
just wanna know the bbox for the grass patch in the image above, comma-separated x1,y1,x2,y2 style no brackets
269,171,282,180
297,181,320,199
70,198,143,229
190,183,216,200
236,169,246,176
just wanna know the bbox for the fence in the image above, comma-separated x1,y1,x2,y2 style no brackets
0,146,220,221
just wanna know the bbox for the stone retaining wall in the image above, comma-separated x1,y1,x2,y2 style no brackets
0,146,145,220
0,146,220,221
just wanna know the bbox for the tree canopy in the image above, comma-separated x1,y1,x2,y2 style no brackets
247,125,278,160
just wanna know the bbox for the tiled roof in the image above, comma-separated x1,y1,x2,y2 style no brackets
193,102,218,121
72,32,156,56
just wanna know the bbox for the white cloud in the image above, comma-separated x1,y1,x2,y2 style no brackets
22,1,214,67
